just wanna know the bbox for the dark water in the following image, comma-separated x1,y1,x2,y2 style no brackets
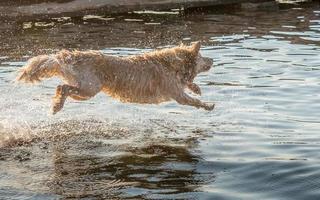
0,2,320,199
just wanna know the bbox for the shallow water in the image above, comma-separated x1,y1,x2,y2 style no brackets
0,2,320,200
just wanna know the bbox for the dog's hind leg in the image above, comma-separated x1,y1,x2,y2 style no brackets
51,84,99,114
174,92,214,111
51,85,78,114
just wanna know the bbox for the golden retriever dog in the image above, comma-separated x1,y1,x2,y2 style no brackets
16,42,214,114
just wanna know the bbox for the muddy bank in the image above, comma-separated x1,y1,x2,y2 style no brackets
0,1,318,59
0,0,279,20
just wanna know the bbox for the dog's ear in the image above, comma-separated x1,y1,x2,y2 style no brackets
190,41,201,55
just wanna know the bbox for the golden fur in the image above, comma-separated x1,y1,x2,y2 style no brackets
16,42,214,114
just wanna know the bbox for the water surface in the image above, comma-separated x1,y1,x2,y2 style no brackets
0,3,320,200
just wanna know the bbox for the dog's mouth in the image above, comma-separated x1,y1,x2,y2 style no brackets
203,58,213,72
204,64,212,71
196,57,213,74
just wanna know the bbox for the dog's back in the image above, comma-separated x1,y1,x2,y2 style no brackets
98,54,180,103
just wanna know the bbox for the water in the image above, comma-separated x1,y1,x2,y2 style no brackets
0,2,320,199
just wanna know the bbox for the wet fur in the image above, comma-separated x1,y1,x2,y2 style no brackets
17,42,214,114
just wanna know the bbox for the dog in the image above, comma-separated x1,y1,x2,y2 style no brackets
16,42,214,114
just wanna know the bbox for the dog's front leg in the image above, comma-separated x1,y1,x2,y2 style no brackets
187,82,201,95
51,84,82,114
174,92,214,111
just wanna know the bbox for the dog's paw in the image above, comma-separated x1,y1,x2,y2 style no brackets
51,97,65,115
204,103,215,111
51,103,62,115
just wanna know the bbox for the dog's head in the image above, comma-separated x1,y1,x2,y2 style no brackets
187,42,213,75
172,41,213,82
189,42,213,74
135,42,213,83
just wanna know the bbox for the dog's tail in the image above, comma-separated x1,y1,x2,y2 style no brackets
16,55,60,84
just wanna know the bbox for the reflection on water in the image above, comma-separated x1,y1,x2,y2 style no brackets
1,2,320,200
0,119,211,199
51,144,204,199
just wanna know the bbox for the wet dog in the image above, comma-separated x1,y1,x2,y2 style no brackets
16,42,214,114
